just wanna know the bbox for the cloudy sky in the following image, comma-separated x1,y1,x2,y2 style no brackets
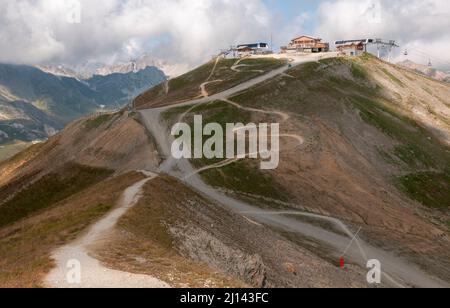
0,0,449,70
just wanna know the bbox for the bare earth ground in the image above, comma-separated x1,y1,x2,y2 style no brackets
45,171,169,288
0,110,162,287
137,54,449,287
0,141,32,163
0,171,144,287
0,111,159,188
239,57,450,282
1,53,449,288
95,175,368,288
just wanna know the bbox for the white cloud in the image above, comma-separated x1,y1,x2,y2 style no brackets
1,0,449,71
0,0,274,68
314,0,450,69
278,12,311,46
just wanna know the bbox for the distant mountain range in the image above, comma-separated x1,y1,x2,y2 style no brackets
0,63,166,145
94,55,187,78
2,55,449,288
38,54,188,80
397,60,450,82
35,65,88,80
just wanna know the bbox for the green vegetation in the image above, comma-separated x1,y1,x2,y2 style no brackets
207,58,285,95
0,163,113,228
0,201,113,286
0,171,143,287
0,141,45,172
98,175,247,288
398,172,450,209
32,100,50,112
229,57,450,210
161,56,450,210
239,58,287,69
351,96,450,171
360,52,375,62
393,145,434,168
345,80,450,209
0,141,32,163
166,100,290,201
231,57,379,114
84,114,115,130
135,57,285,108
350,63,369,80
170,60,221,92
184,100,253,167
381,68,404,87
161,104,195,125
190,100,253,128
200,160,290,201
135,60,223,107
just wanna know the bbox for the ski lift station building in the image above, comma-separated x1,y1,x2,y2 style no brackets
335,39,374,56
236,43,270,57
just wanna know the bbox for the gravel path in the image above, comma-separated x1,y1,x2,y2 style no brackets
45,171,170,288
139,53,449,288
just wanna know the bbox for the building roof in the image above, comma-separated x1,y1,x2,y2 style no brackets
335,39,371,45
337,43,364,51
291,35,321,41
237,46,254,51
237,43,268,49
337,42,364,47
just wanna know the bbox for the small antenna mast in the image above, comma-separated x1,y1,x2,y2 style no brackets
271,33,273,53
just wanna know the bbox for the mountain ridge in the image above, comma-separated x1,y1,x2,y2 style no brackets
1,54,449,288
0,63,166,150
37,54,186,80
397,59,450,83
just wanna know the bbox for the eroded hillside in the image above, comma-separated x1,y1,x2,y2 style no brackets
0,110,160,287
0,111,159,187
159,54,450,282
1,54,449,288
134,57,286,109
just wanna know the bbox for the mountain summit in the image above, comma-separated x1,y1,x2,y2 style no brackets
1,53,449,288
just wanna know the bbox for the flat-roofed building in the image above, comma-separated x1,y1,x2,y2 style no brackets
236,43,270,57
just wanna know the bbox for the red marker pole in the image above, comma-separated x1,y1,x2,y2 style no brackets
340,257,345,269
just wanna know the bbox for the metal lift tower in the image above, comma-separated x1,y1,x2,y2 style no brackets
374,39,399,62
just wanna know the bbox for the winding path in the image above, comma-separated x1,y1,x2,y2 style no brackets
200,80,222,98
222,98,290,122
139,53,448,288
45,171,169,288
231,57,264,73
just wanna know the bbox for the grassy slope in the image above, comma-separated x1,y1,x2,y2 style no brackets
227,55,450,210
163,100,291,203
0,163,113,228
0,141,49,188
135,58,285,108
0,171,143,287
1,109,158,190
94,175,248,288
0,107,160,287
83,113,116,130
0,141,32,163
160,54,450,213
160,56,450,280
